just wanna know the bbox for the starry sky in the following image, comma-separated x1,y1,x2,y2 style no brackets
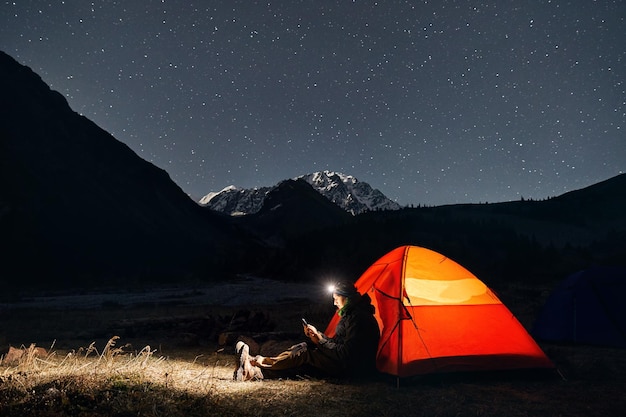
1,1,624,206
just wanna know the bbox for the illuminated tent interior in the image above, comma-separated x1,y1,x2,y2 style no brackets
325,245,554,377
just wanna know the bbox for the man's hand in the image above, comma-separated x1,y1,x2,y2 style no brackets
304,324,323,344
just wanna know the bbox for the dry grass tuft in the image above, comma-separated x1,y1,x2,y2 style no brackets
1,336,229,416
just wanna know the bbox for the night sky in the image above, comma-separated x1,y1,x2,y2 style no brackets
2,1,624,206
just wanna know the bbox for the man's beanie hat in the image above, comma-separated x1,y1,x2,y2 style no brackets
333,281,358,297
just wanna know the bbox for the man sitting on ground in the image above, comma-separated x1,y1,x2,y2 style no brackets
234,281,380,380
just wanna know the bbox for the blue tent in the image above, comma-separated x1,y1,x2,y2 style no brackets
532,266,626,348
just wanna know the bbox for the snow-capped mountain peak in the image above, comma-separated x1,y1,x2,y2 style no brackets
296,171,401,215
199,170,401,216
199,185,272,216
198,185,239,205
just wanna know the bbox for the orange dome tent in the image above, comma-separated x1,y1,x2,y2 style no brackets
325,245,554,377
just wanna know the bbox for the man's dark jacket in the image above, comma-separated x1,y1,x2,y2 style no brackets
317,293,380,376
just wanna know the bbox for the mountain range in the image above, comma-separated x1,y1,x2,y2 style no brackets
199,171,401,216
1,50,624,294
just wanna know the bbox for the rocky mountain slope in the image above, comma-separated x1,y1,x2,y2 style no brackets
200,170,401,215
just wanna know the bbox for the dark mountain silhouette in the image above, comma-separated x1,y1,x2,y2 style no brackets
234,178,351,243
0,51,256,291
225,179,352,277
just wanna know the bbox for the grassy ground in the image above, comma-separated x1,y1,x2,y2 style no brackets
1,290,625,417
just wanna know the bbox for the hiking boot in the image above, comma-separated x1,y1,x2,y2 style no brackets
235,341,248,361
233,341,249,380
233,341,264,381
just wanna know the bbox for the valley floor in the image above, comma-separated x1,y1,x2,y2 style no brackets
1,279,625,417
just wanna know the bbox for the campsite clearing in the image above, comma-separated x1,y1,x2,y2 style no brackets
1,281,625,417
